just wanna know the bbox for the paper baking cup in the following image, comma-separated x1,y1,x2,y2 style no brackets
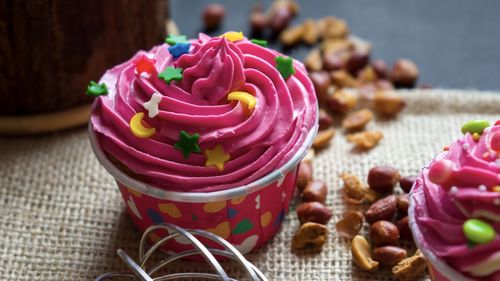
89,123,318,255
409,188,475,281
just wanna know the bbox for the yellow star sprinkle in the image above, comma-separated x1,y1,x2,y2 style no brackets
227,91,257,112
472,132,481,141
205,145,230,171
492,186,500,192
220,31,244,42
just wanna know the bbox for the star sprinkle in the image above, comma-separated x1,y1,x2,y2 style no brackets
251,39,267,47
174,130,201,159
143,92,162,118
275,56,295,79
133,55,156,77
205,145,230,171
158,67,183,85
165,34,188,45
220,31,244,42
168,43,191,59
86,81,108,96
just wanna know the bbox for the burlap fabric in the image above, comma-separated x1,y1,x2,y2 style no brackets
1,89,499,281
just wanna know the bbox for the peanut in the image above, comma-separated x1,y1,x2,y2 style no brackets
309,71,331,103
318,16,349,39
312,128,335,149
305,48,323,72
297,201,333,225
330,70,358,88
280,24,304,46
340,172,378,204
365,195,397,224
396,216,413,242
370,220,400,246
397,194,410,216
291,222,328,251
296,160,313,191
367,166,401,194
342,109,373,131
372,246,407,267
392,250,427,281
373,90,406,117
390,58,419,88
335,210,364,238
302,19,319,45
302,180,328,203
318,109,334,130
351,235,379,271
327,89,358,113
346,130,383,150
399,175,417,193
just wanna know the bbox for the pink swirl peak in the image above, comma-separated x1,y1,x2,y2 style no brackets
412,120,500,280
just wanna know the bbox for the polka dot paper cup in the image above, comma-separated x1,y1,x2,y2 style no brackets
89,123,318,255
409,190,475,281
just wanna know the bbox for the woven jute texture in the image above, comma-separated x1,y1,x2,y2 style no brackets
1,89,499,281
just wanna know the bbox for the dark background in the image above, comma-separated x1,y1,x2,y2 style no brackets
171,0,499,91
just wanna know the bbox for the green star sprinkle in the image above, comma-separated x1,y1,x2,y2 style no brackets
165,34,188,45
251,39,267,47
174,130,201,159
86,81,108,96
158,67,183,84
275,56,295,79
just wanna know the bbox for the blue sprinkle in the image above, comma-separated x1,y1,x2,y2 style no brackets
168,43,191,59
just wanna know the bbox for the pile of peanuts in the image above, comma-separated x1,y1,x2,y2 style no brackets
290,150,333,251
336,167,428,281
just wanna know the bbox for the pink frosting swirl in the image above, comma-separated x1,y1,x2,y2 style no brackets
90,34,317,193
412,122,500,280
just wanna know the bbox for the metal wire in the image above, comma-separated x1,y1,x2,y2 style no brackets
95,223,268,281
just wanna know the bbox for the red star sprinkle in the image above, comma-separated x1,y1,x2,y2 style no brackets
134,55,156,76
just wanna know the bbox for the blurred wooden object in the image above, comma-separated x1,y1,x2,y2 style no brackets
0,0,169,134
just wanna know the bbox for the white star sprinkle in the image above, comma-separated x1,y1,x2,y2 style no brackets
478,185,487,192
140,72,151,79
143,92,162,118
450,186,458,194
462,143,470,150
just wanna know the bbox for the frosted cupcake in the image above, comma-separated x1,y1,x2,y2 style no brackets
410,120,500,280
88,32,318,254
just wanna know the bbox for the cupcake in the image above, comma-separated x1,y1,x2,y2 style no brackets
409,120,500,280
89,32,318,254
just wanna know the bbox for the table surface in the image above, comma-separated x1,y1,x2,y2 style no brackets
171,0,500,91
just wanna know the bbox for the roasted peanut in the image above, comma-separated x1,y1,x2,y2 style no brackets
351,235,379,271
397,194,410,216
327,89,358,113
373,90,406,117
249,8,268,35
396,216,413,242
309,71,331,102
280,24,304,46
297,201,333,225
371,59,389,79
390,58,419,88
305,48,323,72
312,128,335,149
365,195,397,224
291,222,328,251
318,16,349,39
269,6,293,34
392,250,427,281
346,50,370,76
302,180,328,203
202,4,225,30
296,160,313,191
318,109,334,130
347,130,384,150
399,175,417,193
372,246,407,267
335,210,364,238
370,220,400,246
357,66,377,84
321,38,352,55
302,19,319,45
330,70,358,88
367,166,401,194
342,109,374,131
340,172,378,204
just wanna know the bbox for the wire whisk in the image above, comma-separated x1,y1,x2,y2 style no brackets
95,223,268,281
